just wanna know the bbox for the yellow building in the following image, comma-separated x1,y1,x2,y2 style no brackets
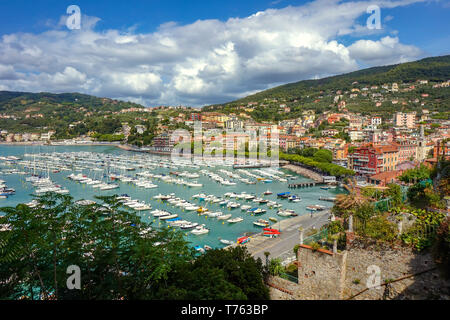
375,144,399,172
201,112,230,127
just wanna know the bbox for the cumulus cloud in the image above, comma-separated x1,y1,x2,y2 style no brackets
0,0,426,106
348,36,423,66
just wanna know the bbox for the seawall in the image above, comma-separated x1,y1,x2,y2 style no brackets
282,164,324,183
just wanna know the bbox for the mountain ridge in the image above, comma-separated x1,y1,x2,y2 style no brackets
202,55,450,121
220,55,450,105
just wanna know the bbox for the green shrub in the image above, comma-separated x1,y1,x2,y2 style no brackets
268,258,284,276
293,244,300,256
401,209,446,251
363,216,398,242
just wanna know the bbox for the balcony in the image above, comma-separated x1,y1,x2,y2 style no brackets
351,156,369,162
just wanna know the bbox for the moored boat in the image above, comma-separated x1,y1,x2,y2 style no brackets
191,225,209,235
227,217,244,223
253,219,269,227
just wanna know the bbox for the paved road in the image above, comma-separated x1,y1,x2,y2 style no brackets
243,210,331,263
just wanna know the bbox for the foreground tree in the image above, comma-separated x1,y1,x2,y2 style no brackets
155,246,269,300
333,178,368,216
0,194,268,300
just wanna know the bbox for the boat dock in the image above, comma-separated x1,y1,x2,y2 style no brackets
319,196,336,202
288,182,324,188
232,163,271,169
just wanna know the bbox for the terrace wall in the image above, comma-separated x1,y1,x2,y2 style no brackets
292,240,450,300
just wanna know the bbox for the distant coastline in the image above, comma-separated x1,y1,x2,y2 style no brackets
0,141,121,147
0,140,175,156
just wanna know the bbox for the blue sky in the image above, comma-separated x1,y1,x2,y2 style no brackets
0,0,449,106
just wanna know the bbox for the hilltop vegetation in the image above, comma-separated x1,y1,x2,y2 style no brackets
204,55,450,122
0,91,147,137
0,55,449,141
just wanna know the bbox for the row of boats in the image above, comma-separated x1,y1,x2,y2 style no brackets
25,175,70,195
1,150,334,253
67,173,120,190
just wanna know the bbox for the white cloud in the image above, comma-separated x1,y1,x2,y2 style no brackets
0,0,426,106
0,65,21,80
348,36,423,66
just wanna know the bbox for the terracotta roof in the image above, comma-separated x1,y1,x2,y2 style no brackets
370,170,402,181
374,144,398,153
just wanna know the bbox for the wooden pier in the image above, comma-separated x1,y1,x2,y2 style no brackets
232,163,271,169
288,182,324,188
319,196,336,202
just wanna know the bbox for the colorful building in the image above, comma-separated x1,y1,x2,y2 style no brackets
348,143,399,176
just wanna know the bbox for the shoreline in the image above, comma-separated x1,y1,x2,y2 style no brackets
227,210,331,258
1,143,334,251
281,164,324,183
0,141,122,147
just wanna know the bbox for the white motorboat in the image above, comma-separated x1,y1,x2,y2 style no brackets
206,211,222,217
160,214,179,220
180,222,199,230
277,209,295,217
134,205,152,211
152,210,171,217
216,213,232,220
191,225,209,235
253,219,270,227
227,217,244,223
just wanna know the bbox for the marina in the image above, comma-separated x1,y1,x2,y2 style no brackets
0,144,344,249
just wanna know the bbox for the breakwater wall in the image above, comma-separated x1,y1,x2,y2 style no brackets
282,164,324,183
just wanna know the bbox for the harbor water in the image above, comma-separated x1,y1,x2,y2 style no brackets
0,144,344,249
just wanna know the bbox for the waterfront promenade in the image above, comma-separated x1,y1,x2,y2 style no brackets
239,210,331,262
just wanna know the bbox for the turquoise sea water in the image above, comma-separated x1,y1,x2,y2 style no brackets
0,144,344,249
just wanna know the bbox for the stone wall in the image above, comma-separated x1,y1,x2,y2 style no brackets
297,244,347,299
294,239,450,300
343,239,450,300
266,276,299,300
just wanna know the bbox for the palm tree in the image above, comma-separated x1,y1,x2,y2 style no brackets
263,251,270,267
334,178,368,214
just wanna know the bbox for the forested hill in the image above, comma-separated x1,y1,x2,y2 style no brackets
203,55,450,121
0,91,149,136
0,91,143,113
229,55,450,104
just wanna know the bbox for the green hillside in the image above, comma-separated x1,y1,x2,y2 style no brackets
0,91,146,136
0,91,140,114
204,55,450,121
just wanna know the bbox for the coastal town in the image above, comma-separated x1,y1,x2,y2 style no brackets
2,78,449,189
2,0,450,309
1,61,449,301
